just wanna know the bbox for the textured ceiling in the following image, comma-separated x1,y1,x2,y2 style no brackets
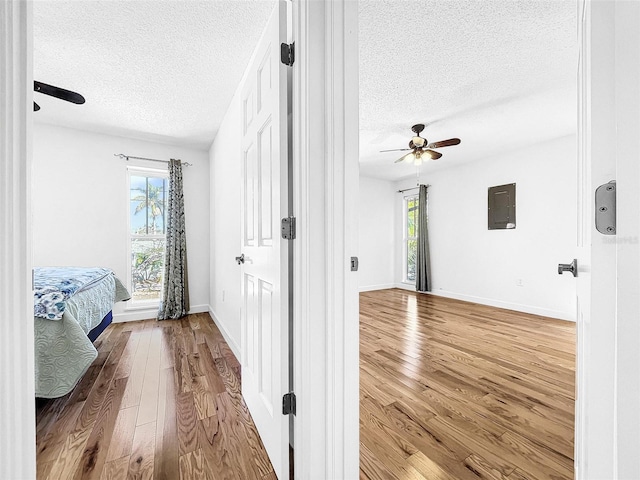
33,0,275,149
34,1,576,176
359,0,577,181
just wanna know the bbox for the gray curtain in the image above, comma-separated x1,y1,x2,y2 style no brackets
158,159,190,319
416,184,431,292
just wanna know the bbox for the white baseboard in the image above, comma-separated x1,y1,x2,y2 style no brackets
359,283,396,292
392,284,576,322
189,304,211,314
393,283,416,292
208,306,241,361
112,303,210,323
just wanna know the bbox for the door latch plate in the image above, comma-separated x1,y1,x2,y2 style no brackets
595,181,616,235
350,257,359,272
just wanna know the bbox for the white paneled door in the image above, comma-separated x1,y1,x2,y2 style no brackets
239,2,289,479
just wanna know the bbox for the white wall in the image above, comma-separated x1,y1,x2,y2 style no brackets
358,176,396,291
32,123,210,320
208,92,242,357
392,135,577,321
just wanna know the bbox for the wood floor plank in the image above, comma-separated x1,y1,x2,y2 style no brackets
160,324,176,370
197,342,227,395
120,327,153,409
127,421,156,480
155,368,180,480
191,375,216,420
70,351,110,403
105,406,138,462
214,356,242,397
218,391,273,478
114,329,142,380
197,411,237,480
179,449,212,480
407,450,462,480
216,392,271,479
176,392,200,456
174,327,193,394
463,454,511,480
37,400,85,465
137,327,163,426
45,427,92,480
99,456,130,480
74,377,128,480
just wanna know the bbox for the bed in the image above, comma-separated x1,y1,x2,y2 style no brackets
34,267,131,398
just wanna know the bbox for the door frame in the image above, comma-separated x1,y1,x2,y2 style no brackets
291,1,360,478
0,1,36,479
575,1,640,478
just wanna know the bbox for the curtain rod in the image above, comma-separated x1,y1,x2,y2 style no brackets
114,153,193,167
397,183,430,193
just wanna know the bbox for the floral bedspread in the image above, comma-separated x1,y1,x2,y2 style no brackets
33,267,113,320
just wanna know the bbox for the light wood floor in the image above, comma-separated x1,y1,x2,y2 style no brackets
360,289,575,480
36,313,276,480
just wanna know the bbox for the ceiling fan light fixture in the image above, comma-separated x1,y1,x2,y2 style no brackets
402,152,415,163
414,155,423,166
412,136,426,148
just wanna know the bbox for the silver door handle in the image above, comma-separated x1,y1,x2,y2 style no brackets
235,254,245,265
558,259,577,277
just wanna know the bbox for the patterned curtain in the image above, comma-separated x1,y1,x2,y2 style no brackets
158,159,190,319
416,184,431,292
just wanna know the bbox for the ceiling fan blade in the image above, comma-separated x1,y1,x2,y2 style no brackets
426,138,461,149
424,149,442,160
380,148,412,153
34,81,85,104
34,102,40,112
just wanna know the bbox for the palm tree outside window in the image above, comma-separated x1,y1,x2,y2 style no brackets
128,171,168,302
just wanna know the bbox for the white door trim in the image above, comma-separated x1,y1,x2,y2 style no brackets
292,1,359,478
613,1,640,478
571,0,640,478
0,1,35,478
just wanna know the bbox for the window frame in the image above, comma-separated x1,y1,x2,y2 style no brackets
126,166,169,308
403,193,419,284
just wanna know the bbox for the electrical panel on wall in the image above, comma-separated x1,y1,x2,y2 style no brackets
488,183,516,230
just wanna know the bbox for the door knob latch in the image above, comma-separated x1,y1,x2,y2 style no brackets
558,259,577,277
235,254,245,265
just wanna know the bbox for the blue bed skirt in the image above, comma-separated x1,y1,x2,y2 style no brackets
88,311,113,342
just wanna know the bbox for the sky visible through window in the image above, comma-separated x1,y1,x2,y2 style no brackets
130,176,167,235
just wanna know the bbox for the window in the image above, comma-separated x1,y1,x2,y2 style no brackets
404,194,419,283
128,170,168,303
